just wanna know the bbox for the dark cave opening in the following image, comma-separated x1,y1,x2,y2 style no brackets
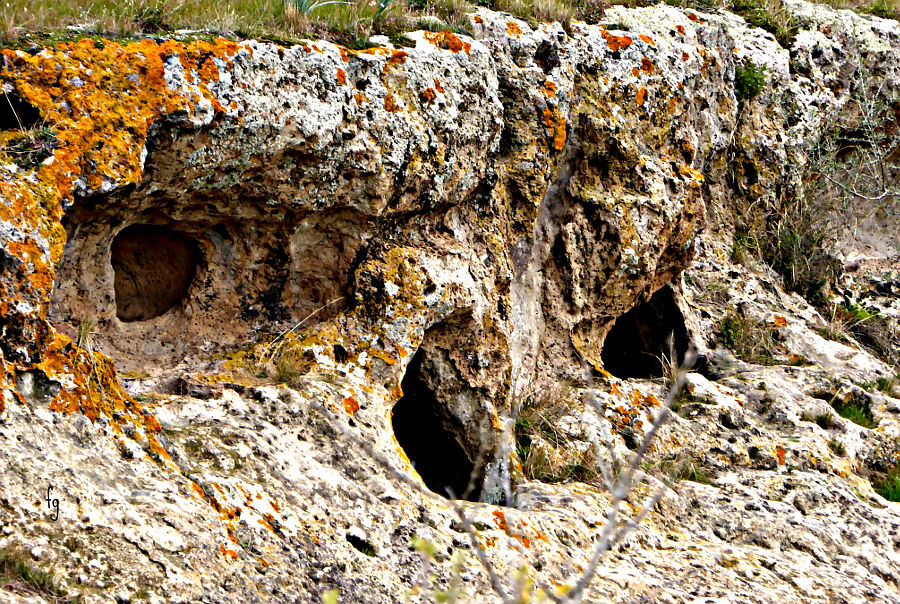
600,285,689,379
392,350,480,501
111,224,200,322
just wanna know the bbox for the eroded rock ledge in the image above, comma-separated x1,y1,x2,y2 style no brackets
0,2,899,602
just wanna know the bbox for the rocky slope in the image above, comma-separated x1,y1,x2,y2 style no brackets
0,1,898,602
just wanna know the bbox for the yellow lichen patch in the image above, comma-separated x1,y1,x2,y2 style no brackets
542,107,567,151
543,80,557,97
423,30,471,54
507,21,523,37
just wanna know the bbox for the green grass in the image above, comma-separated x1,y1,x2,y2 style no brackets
0,546,71,601
735,59,767,101
1,0,896,47
802,410,837,429
830,398,877,429
514,387,601,483
719,313,781,365
876,376,899,397
874,469,900,501
827,438,845,455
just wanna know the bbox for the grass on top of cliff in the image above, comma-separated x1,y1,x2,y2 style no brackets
0,0,589,47
4,0,895,48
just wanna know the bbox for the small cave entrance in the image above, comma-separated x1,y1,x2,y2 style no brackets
392,350,480,501
600,285,689,379
111,224,200,322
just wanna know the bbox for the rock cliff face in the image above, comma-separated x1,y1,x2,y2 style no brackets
0,2,899,602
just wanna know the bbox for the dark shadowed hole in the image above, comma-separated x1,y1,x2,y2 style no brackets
111,224,199,322
345,533,376,557
392,350,479,501
600,285,689,379
0,93,41,130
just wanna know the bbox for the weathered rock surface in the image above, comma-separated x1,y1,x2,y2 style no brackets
0,1,898,602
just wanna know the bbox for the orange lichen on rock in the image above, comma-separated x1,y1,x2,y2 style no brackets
544,80,557,97
354,92,368,105
676,25,686,34
776,447,786,465
0,37,249,451
474,14,484,23
688,12,698,21
682,51,690,62
336,68,347,86
600,29,634,52
507,21,523,37
636,86,648,106
641,57,654,73
434,78,445,93
492,510,509,532
420,88,437,104
384,93,401,113
423,30,471,54
632,67,641,77
387,49,409,65
542,107,567,151
219,545,239,560
343,396,360,415
639,34,655,45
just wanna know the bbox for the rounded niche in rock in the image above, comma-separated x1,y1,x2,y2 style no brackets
392,349,481,502
111,224,200,322
600,285,689,379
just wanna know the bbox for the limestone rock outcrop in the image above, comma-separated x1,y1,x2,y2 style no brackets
0,1,898,601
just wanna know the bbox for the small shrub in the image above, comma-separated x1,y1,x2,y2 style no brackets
719,312,780,365
514,387,600,483
876,376,899,397
492,0,575,28
573,0,609,23
814,412,836,429
867,0,900,19
734,59,767,102
827,439,845,456
1,125,58,170
675,460,713,484
135,6,170,32
731,0,798,48
874,468,900,502
0,545,69,600
831,397,877,429
648,454,713,486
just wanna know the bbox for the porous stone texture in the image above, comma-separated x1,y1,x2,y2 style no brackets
0,2,898,602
